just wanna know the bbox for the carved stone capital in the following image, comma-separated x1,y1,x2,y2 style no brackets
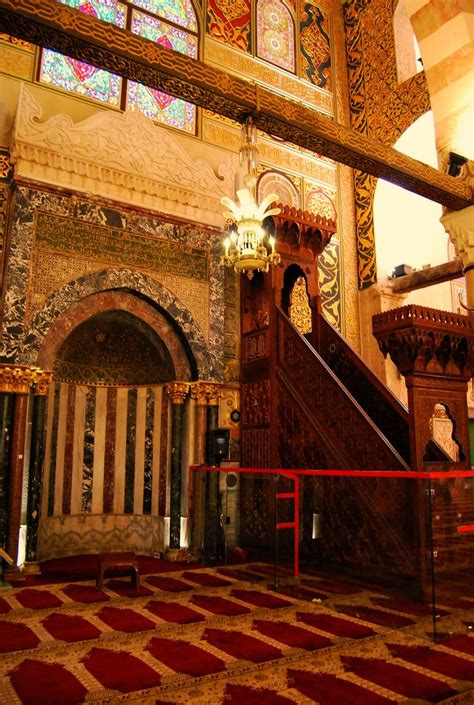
166,382,190,405
31,368,53,395
190,382,210,406
441,204,474,271
0,364,37,393
204,383,222,406
372,305,474,378
190,382,223,406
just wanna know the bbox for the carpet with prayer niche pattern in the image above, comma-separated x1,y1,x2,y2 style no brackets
0,562,473,705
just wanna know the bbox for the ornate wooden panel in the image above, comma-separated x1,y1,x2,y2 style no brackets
317,313,411,463
277,309,408,470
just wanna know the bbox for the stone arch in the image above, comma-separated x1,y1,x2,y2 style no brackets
19,269,216,380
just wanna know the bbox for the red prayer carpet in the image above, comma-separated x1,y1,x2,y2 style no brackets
0,560,473,704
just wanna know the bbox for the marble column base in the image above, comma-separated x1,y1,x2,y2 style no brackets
164,548,182,561
23,561,41,575
4,564,25,582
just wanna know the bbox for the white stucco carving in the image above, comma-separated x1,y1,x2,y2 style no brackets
11,85,235,227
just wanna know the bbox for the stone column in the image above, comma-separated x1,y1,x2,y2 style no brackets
404,1,473,168
441,204,474,311
166,382,189,557
24,371,52,573
204,384,221,561
0,392,14,550
2,367,32,578
189,382,209,557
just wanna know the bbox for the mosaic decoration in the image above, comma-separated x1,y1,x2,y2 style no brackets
34,212,209,282
318,239,340,330
206,0,251,52
53,311,176,386
127,10,197,132
305,185,336,220
256,0,296,73
344,0,430,289
223,268,240,383
257,170,301,209
1,187,223,381
131,0,198,31
39,0,122,106
300,1,331,91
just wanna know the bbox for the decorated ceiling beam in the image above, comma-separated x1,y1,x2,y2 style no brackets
0,0,472,211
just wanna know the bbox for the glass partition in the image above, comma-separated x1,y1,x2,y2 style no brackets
189,465,474,640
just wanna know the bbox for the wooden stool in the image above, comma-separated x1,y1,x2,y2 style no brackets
96,551,140,592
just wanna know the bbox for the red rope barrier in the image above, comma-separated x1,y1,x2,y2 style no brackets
189,465,474,480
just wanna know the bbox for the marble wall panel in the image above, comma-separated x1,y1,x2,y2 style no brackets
44,382,166,520
103,387,116,514
143,388,154,515
1,185,224,381
82,387,95,513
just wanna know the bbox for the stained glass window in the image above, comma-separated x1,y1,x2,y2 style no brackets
131,0,197,31
256,0,296,73
40,0,123,106
40,0,198,133
127,10,197,132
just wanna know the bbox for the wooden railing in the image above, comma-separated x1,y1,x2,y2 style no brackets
373,304,473,334
315,313,411,464
277,308,409,471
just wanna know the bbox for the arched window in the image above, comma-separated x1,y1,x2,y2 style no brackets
256,0,296,73
39,0,198,133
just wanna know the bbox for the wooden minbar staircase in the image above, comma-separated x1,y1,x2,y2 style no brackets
239,205,474,596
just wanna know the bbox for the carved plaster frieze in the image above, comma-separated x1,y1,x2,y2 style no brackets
204,37,334,116
10,86,235,227
202,115,337,187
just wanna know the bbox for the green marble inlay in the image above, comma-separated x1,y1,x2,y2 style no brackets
35,212,209,281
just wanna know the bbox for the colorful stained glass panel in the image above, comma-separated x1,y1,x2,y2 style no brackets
256,0,296,73
59,0,117,24
127,11,197,132
40,0,122,105
40,51,121,105
130,0,197,31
